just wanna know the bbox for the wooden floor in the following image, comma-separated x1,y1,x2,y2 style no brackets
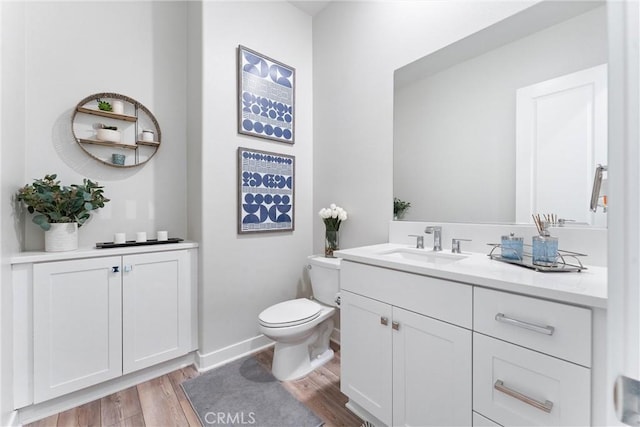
26,342,363,427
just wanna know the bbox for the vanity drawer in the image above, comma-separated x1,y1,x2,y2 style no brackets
473,333,590,427
474,287,591,366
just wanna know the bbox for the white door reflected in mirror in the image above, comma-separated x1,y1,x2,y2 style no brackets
515,64,607,227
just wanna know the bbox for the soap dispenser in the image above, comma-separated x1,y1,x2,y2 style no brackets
501,232,523,260
532,222,558,266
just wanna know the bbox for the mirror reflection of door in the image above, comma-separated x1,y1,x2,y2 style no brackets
515,64,607,227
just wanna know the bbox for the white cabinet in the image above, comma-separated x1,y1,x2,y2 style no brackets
33,257,123,403
473,287,592,367
339,260,595,427
392,305,471,427
341,284,472,426
341,291,393,424
122,251,191,374
24,248,196,404
473,411,502,427
473,287,591,426
473,333,590,426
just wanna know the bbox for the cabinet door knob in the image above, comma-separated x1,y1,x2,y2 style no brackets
392,321,400,331
112,266,119,273
380,316,389,326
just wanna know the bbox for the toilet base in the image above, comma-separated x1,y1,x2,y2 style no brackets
271,318,334,381
310,348,334,371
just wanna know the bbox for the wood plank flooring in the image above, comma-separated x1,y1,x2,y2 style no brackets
26,342,362,427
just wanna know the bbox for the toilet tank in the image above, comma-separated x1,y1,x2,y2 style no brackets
307,255,340,306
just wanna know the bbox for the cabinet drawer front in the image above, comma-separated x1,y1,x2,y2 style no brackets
474,287,591,366
341,261,472,328
473,333,590,427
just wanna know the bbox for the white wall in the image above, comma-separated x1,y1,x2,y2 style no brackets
19,1,188,250
0,1,188,420
196,1,313,363
394,6,607,223
1,0,312,402
313,1,540,252
1,1,27,423
186,1,204,363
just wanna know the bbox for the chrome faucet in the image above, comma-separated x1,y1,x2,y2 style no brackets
451,238,471,254
424,226,442,251
409,234,424,249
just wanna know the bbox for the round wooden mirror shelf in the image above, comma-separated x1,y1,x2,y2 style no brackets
71,92,161,168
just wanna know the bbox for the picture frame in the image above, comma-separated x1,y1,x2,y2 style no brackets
237,45,295,144
238,147,295,233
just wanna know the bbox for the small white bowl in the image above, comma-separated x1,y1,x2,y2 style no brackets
96,128,121,143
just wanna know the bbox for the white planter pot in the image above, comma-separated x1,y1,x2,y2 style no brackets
45,223,78,252
96,128,121,143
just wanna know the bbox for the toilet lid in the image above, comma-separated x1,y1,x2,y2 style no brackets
259,298,322,328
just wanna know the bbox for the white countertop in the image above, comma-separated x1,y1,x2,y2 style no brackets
335,243,607,309
11,241,199,264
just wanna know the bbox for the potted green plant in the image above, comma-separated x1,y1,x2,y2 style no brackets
393,197,411,220
16,174,110,251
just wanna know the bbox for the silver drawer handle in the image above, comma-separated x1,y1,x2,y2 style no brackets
494,380,554,413
495,313,555,336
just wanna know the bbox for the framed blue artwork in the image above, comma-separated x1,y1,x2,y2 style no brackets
238,147,295,233
238,45,295,144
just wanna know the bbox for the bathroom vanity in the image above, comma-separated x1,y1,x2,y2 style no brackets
10,242,198,424
336,243,606,427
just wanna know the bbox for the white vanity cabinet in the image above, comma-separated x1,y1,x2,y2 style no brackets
341,291,393,424
340,261,473,427
339,257,602,427
13,245,198,409
473,287,592,426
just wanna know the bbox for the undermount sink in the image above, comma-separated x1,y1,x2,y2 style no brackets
378,248,468,265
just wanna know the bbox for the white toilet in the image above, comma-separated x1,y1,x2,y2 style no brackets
258,255,340,381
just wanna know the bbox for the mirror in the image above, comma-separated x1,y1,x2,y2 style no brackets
393,1,607,226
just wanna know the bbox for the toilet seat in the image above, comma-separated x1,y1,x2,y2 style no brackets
259,298,322,328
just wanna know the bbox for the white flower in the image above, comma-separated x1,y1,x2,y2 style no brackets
319,203,348,225
318,208,332,219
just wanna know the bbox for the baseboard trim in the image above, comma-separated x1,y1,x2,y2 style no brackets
196,334,274,372
331,327,340,345
3,410,18,427
345,400,385,427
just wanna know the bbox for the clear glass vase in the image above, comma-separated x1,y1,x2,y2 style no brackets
325,229,339,258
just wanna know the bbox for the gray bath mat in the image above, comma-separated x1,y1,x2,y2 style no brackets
182,356,324,427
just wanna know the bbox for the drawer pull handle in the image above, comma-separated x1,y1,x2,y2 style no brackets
392,321,400,331
495,313,555,336
380,316,389,326
494,380,554,413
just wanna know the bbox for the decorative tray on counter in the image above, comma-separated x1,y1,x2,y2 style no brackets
96,238,184,249
486,243,587,273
